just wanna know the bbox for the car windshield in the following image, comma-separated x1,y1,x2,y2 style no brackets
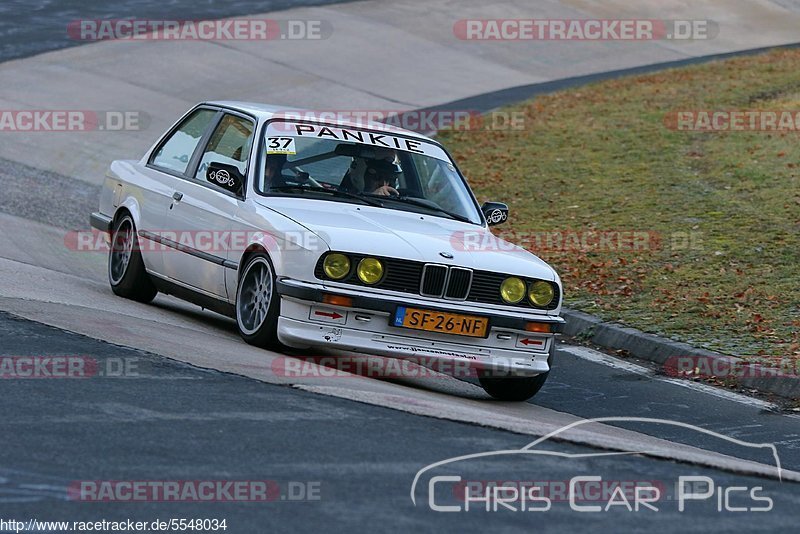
255,121,482,224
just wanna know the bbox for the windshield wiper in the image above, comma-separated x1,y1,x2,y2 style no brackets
384,196,474,224
269,185,384,207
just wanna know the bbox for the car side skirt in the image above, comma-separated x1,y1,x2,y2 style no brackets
90,212,113,233
148,271,235,318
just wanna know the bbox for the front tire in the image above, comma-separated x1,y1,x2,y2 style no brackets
478,346,554,401
236,253,282,350
108,214,157,303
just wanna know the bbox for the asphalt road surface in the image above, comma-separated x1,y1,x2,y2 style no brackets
0,0,348,63
2,312,799,532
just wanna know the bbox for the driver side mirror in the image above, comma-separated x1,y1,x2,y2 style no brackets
481,202,509,226
206,162,245,196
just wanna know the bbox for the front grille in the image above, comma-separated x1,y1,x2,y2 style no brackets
380,258,423,293
444,267,472,300
420,264,448,297
315,253,560,310
466,271,506,303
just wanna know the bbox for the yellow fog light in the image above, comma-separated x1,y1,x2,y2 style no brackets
528,281,555,307
357,257,384,285
500,277,526,304
323,253,350,280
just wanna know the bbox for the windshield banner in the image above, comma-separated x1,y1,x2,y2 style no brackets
266,121,451,161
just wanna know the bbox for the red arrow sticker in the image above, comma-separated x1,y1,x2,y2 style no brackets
517,337,545,349
314,310,343,320
309,307,346,323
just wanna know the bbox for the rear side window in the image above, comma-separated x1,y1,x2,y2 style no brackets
150,109,217,174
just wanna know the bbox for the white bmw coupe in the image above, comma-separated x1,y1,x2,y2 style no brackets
91,102,564,401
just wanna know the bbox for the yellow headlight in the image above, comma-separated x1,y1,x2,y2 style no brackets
323,253,350,280
500,277,526,304
357,257,384,285
528,281,555,307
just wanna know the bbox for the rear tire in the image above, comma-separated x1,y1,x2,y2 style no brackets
236,253,283,350
479,346,554,401
108,213,157,303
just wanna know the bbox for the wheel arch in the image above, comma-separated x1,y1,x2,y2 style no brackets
113,196,143,229
237,244,278,281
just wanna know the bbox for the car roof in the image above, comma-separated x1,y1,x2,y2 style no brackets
205,100,437,142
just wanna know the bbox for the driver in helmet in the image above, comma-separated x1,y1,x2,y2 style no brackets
363,159,401,196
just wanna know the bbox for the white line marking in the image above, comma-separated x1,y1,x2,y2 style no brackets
559,344,780,411
559,344,652,376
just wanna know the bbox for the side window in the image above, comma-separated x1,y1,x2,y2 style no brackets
194,114,255,182
412,153,471,216
151,109,217,174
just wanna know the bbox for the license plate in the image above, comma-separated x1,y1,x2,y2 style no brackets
392,306,489,338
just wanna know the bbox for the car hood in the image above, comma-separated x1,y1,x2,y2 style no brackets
255,197,557,281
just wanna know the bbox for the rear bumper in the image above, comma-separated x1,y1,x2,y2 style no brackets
276,279,561,377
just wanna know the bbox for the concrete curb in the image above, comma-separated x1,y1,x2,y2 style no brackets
422,41,800,116
561,308,800,400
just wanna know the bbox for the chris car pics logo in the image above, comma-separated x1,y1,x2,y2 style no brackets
411,417,785,513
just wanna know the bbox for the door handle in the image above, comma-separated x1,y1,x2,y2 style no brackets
172,191,184,202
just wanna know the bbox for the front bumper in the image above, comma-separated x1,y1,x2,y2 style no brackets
276,279,562,377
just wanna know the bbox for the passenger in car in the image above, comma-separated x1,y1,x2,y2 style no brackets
264,154,288,188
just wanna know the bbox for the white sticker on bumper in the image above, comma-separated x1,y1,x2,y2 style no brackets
309,306,347,324
516,335,546,350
